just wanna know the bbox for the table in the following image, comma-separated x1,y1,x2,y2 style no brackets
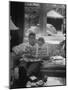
41,61,66,77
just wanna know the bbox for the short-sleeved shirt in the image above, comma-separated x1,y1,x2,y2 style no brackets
12,42,38,60
36,44,48,59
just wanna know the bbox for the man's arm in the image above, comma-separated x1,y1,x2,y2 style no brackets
11,43,27,67
12,43,26,55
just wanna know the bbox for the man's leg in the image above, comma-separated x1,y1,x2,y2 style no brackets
27,62,41,77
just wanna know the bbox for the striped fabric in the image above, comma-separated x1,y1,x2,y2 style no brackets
37,44,48,59
12,42,48,61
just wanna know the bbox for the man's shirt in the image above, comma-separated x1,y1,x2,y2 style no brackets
12,42,38,59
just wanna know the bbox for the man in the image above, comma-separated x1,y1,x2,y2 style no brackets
11,32,41,88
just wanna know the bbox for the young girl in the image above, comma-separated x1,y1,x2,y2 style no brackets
37,37,49,60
